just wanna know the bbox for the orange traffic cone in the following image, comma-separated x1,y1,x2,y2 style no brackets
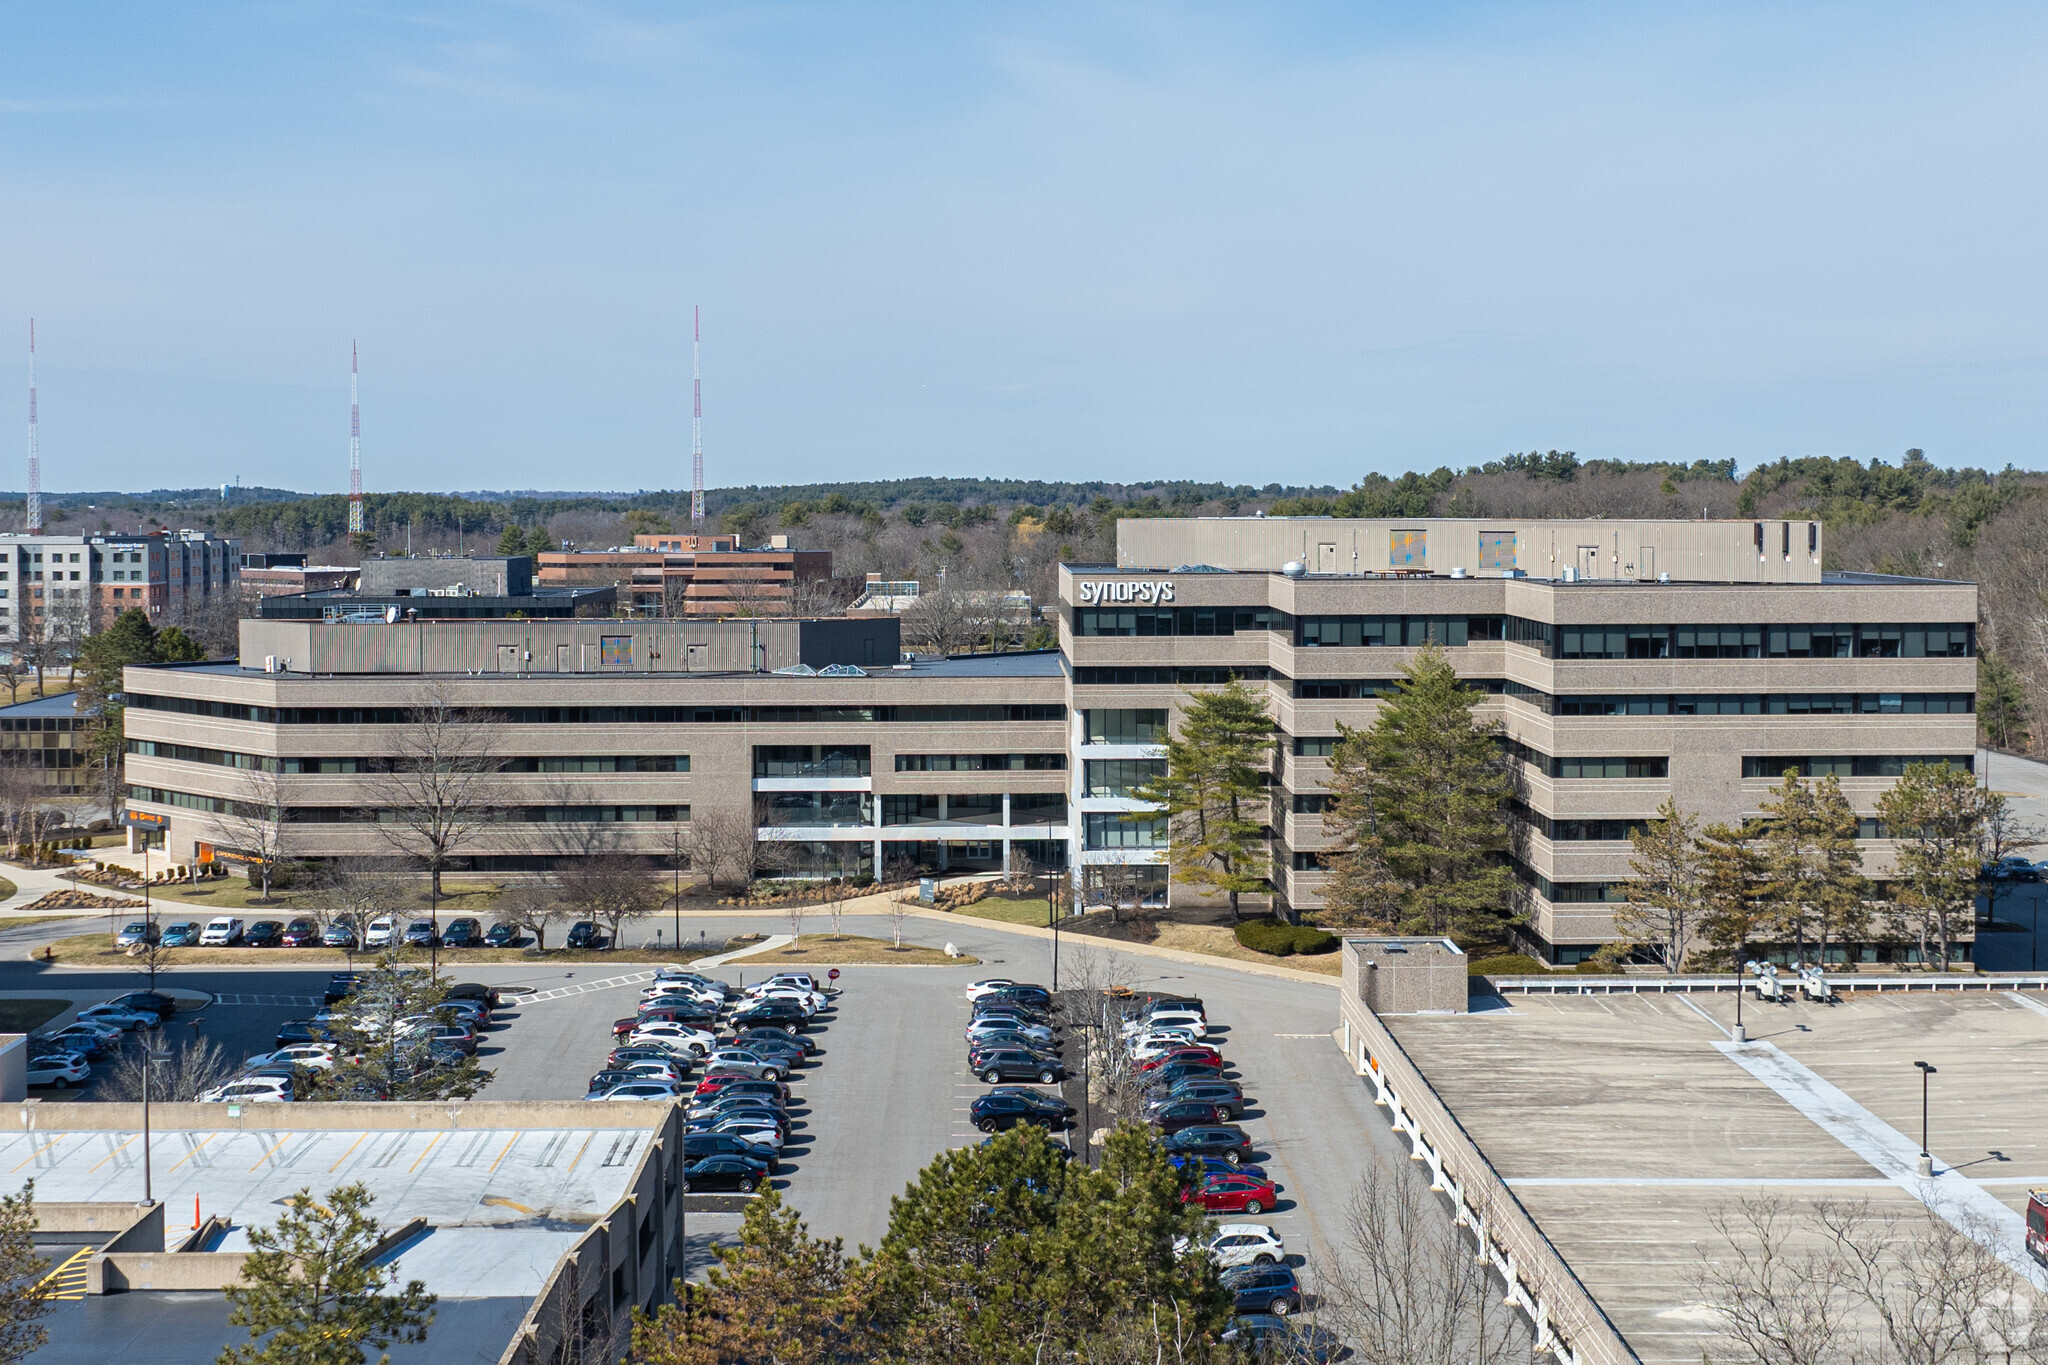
193,1196,201,1230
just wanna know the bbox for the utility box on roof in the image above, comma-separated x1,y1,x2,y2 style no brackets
1343,938,1467,1015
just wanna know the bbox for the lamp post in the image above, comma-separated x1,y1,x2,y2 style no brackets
1046,869,1062,992
1733,948,1746,1043
140,1042,172,1204
1914,1060,1938,1178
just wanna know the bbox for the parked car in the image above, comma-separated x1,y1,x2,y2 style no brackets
399,1020,476,1054
1183,1172,1279,1217
611,1043,695,1070
42,1025,115,1059
701,1047,788,1082
978,986,1053,1012
1143,1061,1227,1092
683,1155,765,1193
565,921,603,949
1220,1315,1341,1361
1146,1080,1246,1119
620,1058,687,1084
1124,1009,1206,1040
1144,995,1206,1020
1134,1046,1223,1074
1168,1153,1269,1185
965,1017,1056,1047
445,982,504,1010
730,1002,808,1033
442,918,483,948
732,1035,807,1067
590,1080,685,1102
687,1114,786,1149
586,1070,642,1096
198,917,246,946
971,1088,1075,1132
1984,856,2043,882
484,921,520,947
734,1027,817,1056
243,1043,337,1072
241,920,283,948
274,1021,336,1049
1217,1264,1302,1316
105,991,178,1019
1148,1099,1232,1134
160,921,202,947
113,920,159,948
682,1131,780,1174
965,978,1026,1000
324,972,364,1005
197,1076,296,1104
694,1077,789,1106
975,1048,1064,1085
1177,1223,1286,1268
321,919,359,949
25,1052,89,1089
280,918,321,947
656,967,736,995
75,1003,160,1031
1162,1125,1253,1164
968,1042,1061,1073
633,1023,718,1056
402,920,439,948
364,917,398,948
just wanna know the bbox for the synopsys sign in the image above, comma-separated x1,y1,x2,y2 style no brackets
1077,580,1175,606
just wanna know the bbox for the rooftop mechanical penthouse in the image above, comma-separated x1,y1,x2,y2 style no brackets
120,516,1977,963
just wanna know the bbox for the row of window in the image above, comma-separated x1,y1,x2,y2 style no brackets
1085,710,1170,745
129,695,1068,726
894,753,1066,771
1073,667,1272,687
129,740,692,775
0,717,75,733
1511,800,1890,842
1739,755,1973,779
128,784,689,824
1071,605,1978,661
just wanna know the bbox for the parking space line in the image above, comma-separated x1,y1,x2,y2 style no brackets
407,1131,444,1173
328,1132,367,1172
87,1134,138,1173
490,1134,519,1171
250,1134,292,1171
566,1132,594,1174
167,1133,217,1173
11,1137,63,1174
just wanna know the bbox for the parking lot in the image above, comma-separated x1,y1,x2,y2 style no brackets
0,910,1405,1282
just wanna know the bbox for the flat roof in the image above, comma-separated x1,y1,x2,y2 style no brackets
1386,992,2048,1364
0,692,78,718
146,652,1067,682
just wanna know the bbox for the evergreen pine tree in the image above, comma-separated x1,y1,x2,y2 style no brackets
1320,644,1513,938
525,526,556,557
217,1183,435,1365
1877,762,1994,969
495,524,526,556
1979,650,2032,753
1697,818,1771,971
0,1181,50,1363
1614,796,1707,972
1758,771,1868,963
1129,681,1275,922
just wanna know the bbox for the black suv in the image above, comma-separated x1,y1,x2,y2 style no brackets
971,1089,1075,1132
566,921,602,949
1145,1079,1245,1119
442,918,484,948
275,1020,336,1049
325,973,364,1005
682,1131,780,1174
1162,1124,1252,1164
975,1048,1064,1085
1219,1264,1302,1316
1146,1099,1229,1133
106,991,179,1019
244,920,284,948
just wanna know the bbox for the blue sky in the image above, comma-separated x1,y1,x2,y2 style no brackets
1,2,2044,494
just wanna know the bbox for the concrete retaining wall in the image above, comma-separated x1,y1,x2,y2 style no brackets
90,1250,248,1293
1337,993,1640,1365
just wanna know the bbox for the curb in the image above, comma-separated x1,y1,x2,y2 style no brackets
891,902,1341,988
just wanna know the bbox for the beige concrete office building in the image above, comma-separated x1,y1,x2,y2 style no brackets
118,516,1978,963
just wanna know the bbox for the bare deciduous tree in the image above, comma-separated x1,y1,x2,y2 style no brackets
213,767,293,903
900,578,979,658
553,852,660,951
95,1033,237,1103
498,882,565,951
687,804,762,892
321,858,411,950
367,684,504,913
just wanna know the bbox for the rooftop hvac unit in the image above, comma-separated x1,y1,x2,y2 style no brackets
1449,567,1466,579
1658,572,1670,584
263,655,277,673
1560,566,1578,583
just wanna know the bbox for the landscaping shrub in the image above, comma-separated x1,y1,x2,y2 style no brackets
1233,919,1339,957
1466,952,1546,977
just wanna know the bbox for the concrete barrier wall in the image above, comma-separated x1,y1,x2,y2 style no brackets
0,1035,25,1106
35,1202,158,1242
1338,994,1641,1365
11,1100,671,1133
90,1250,248,1293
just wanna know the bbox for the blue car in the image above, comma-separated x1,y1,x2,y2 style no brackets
161,922,202,947
1169,1153,1268,1185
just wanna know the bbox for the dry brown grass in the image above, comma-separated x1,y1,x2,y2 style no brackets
1145,922,1344,976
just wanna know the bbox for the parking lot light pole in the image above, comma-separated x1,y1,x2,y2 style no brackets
141,1044,172,1205
1915,1061,1938,1177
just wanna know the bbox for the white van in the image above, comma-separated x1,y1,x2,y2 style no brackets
198,917,245,946
364,917,398,948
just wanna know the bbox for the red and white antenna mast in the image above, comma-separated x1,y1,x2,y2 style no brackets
25,321,40,534
347,342,363,537
690,306,704,524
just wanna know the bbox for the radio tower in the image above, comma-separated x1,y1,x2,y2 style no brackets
25,321,39,534
347,343,363,537
690,306,704,524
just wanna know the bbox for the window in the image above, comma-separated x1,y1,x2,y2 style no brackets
1074,666,1269,685
895,753,1065,771
1291,850,1329,870
1085,813,1167,849
1071,606,1288,637
753,745,871,778
1293,737,1337,757
1085,759,1165,797
1291,794,1334,813
1009,794,1068,825
1085,710,1168,745
1552,756,1669,779
1742,755,1974,779
763,791,872,826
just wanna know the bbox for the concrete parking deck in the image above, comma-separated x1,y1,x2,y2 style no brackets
1385,990,2048,1364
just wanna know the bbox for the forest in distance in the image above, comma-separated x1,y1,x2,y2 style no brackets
6,448,2045,755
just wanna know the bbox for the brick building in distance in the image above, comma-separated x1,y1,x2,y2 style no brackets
536,534,833,616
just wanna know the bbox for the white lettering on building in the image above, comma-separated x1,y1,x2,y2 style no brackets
1077,580,1176,606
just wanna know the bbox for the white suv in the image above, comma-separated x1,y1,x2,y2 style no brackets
198,917,245,946
1177,1223,1286,1268
198,1076,295,1104
364,917,398,948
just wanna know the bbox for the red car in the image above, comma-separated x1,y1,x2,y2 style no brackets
1181,1172,1277,1216
1136,1047,1223,1074
279,918,321,948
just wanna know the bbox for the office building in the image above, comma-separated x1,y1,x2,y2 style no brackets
120,516,1977,962
239,553,358,599
256,554,613,621
536,537,834,616
0,530,240,639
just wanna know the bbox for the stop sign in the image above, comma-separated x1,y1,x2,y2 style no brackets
828,968,841,980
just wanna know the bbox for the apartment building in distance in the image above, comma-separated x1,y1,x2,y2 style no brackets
0,529,240,640
116,515,1978,963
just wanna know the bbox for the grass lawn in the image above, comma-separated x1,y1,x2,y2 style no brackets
719,934,977,966
142,878,507,913
0,999,69,1031
0,877,18,901
1145,922,1344,976
953,896,1053,927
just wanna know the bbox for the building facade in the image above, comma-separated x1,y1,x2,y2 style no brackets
0,692,85,796
118,517,1979,963
0,530,240,641
537,537,834,616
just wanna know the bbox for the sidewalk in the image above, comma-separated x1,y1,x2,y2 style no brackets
0,862,129,918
